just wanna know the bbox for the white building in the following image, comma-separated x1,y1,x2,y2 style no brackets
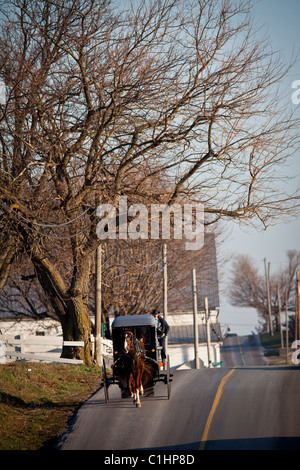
166,310,222,369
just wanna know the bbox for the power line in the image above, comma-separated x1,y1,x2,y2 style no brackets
0,200,95,240
1,200,95,228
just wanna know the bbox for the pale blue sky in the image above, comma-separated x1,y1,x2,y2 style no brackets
219,0,300,335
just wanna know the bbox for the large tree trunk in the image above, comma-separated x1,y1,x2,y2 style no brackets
60,296,93,364
62,252,93,364
24,234,94,364
0,236,16,290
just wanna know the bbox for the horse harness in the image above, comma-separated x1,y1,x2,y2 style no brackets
124,332,145,359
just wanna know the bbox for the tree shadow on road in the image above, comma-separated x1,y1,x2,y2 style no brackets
135,436,300,450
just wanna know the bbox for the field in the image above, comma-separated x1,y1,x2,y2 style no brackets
0,362,102,450
260,331,293,365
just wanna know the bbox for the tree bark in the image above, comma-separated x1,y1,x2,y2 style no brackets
23,231,94,364
0,236,16,290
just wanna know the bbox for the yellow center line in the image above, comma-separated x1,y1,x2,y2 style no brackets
199,368,236,450
237,335,246,366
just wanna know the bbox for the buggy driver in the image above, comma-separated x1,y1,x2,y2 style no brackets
151,308,170,364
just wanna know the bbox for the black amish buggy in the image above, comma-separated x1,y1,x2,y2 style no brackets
101,314,172,405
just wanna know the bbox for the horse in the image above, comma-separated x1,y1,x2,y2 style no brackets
123,331,146,407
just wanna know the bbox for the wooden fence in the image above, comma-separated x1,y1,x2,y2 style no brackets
0,334,113,365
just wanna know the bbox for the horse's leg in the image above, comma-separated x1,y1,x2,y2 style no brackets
129,374,136,404
128,374,134,399
136,388,141,407
138,371,144,396
140,363,145,395
135,362,144,406
136,371,142,407
136,360,144,396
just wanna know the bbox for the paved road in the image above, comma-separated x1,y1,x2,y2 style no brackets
57,335,300,450
221,334,268,367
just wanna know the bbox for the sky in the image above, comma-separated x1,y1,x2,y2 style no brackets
218,0,300,335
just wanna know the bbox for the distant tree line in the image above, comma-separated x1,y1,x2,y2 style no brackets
229,251,300,335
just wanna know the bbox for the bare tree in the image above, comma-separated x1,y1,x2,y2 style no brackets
0,234,17,290
100,239,164,317
0,0,299,362
229,251,300,333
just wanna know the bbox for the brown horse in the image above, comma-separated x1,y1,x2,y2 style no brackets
123,331,145,407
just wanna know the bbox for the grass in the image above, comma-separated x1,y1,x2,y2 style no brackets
259,331,293,365
0,362,102,450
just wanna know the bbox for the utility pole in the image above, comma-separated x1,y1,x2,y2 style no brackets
296,271,300,343
264,258,273,336
277,285,283,349
94,244,102,365
285,289,289,365
192,269,200,369
162,243,168,357
205,297,212,368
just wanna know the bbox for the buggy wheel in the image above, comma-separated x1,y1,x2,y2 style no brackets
102,358,109,403
166,355,171,399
